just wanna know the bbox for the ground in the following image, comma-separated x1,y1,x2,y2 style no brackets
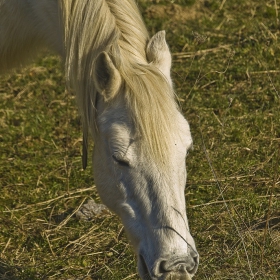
0,0,280,279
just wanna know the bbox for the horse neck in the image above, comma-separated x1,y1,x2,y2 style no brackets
0,0,63,73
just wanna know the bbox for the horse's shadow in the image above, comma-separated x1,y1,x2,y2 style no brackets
0,259,20,280
0,260,45,280
251,211,280,230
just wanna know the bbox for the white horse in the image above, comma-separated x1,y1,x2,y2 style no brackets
0,0,199,279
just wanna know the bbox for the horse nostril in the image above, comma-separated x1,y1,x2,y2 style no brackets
139,247,199,279
160,259,188,273
159,254,198,275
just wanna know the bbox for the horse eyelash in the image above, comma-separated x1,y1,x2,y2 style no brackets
112,153,130,167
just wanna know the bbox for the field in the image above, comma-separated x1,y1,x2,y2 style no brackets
0,0,280,279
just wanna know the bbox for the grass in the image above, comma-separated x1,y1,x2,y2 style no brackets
0,0,280,279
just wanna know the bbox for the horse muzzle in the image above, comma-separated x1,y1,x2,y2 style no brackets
138,244,199,280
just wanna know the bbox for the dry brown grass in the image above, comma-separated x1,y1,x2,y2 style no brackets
1,0,280,279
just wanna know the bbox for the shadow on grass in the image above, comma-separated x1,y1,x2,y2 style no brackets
0,259,42,280
252,211,280,230
0,260,20,280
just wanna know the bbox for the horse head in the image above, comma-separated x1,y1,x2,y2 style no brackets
91,31,199,279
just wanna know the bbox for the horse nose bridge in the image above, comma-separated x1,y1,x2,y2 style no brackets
147,186,187,222
142,206,193,248
148,207,190,243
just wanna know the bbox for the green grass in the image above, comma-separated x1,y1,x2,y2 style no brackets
1,0,280,279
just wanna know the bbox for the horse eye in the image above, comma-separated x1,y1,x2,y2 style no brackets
112,154,130,167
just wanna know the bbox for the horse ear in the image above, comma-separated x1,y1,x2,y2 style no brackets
146,30,172,84
94,52,122,101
